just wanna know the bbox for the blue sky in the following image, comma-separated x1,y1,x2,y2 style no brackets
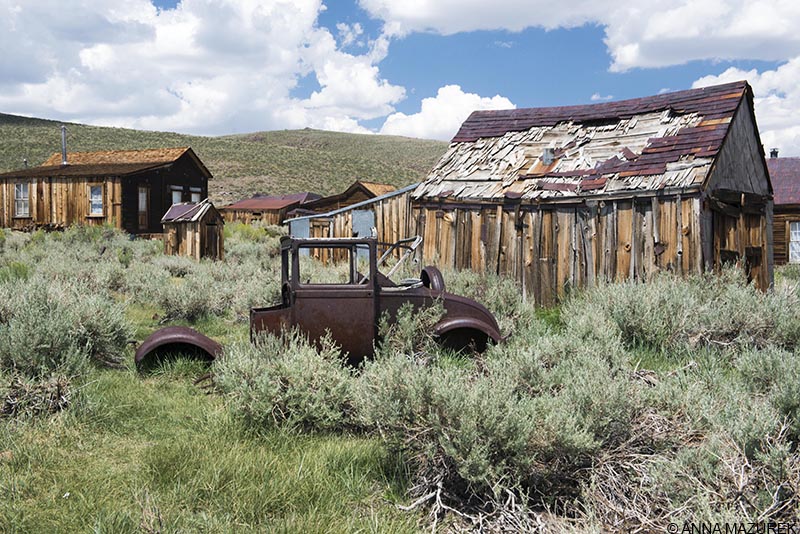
2,0,800,153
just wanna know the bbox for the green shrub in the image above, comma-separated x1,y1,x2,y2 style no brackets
214,332,355,432
0,260,30,283
0,279,131,377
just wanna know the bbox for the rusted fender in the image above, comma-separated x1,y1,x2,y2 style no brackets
135,326,223,369
420,266,445,292
433,316,503,353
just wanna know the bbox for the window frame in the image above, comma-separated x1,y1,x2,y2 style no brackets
88,184,104,217
790,221,800,263
190,186,202,203
170,186,183,206
14,182,30,218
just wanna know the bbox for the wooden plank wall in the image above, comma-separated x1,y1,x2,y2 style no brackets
414,195,710,305
221,209,283,226
772,209,799,265
0,177,122,230
163,220,224,261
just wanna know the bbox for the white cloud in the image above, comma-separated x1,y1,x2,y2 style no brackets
380,84,514,140
0,0,405,136
590,93,613,101
693,58,800,156
358,0,800,71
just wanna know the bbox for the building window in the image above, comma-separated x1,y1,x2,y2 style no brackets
89,185,103,216
171,187,183,206
190,187,202,203
791,222,800,263
14,182,29,217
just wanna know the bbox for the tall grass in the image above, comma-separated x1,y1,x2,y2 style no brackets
3,225,800,531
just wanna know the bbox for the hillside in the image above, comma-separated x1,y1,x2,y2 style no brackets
0,113,448,205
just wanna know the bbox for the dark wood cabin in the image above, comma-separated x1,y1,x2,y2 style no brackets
412,81,773,304
162,199,224,260
220,192,320,225
767,155,800,264
288,180,396,217
0,147,211,234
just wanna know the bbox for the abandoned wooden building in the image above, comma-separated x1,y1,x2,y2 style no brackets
162,199,224,260
0,147,211,234
220,192,320,225
412,80,773,304
287,180,396,217
286,183,416,242
767,153,800,264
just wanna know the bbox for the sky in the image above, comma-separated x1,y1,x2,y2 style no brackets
2,0,800,155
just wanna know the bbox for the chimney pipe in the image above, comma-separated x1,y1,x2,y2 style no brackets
770,148,779,159
61,125,68,166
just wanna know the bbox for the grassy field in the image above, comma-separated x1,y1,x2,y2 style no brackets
1,225,799,532
0,113,448,205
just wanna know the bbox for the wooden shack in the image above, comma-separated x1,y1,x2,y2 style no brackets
220,192,320,225
288,180,396,217
0,147,211,234
412,81,773,304
162,199,224,260
767,154,800,264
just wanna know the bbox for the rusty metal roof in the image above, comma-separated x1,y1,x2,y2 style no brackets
416,81,751,202
221,192,321,211
162,198,220,223
768,157,800,206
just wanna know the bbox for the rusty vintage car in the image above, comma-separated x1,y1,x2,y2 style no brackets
135,236,503,367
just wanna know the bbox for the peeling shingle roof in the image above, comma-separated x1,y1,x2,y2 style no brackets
768,157,800,206
416,81,751,202
0,147,208,179
42,147,191,166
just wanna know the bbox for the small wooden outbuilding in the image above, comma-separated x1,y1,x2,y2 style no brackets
413,81,773,304
162,199,224,260
0,147,211,233
767,154,800,264
220,192,320,225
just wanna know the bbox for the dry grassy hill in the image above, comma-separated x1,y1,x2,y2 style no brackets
0,113,448,205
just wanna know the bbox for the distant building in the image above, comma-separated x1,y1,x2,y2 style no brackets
0,147,211,234
162,199,224,260
412,81,773,303
220,192,321,225
767,153,800,264
289,180,396,217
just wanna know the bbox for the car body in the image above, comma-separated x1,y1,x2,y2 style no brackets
135,236,503,367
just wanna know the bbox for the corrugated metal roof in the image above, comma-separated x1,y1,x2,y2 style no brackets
768,157,800,205
221,192,321,211
416,81,750,202
162,198,218,223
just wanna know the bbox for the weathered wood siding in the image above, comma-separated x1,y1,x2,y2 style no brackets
163,220,224,261
773,208,800,264
305,189,412,244
0,177,123,230
704,96,773,287
221,209,284,226
414,195,708,305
